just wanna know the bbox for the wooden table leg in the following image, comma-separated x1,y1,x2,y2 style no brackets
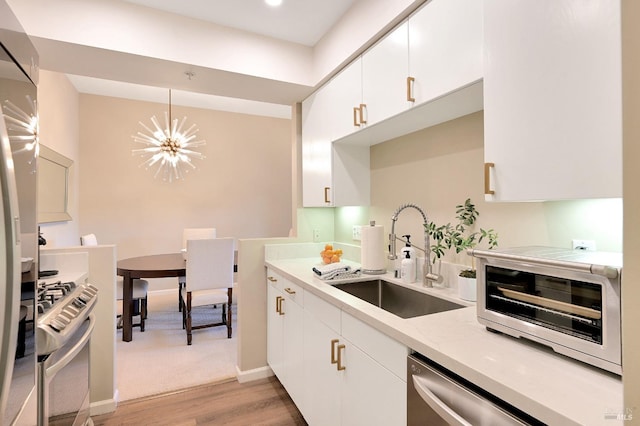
122,272,133,342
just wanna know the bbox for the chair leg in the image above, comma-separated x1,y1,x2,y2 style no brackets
226,288,233,339
140,297,147,332
178,282,183,312
186,292,193,345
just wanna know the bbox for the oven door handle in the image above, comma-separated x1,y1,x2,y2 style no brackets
412,375,472,426
45,313,95,380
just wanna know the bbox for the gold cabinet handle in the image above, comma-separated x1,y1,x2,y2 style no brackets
353,106,360,127
336,344,346,371
330,339,339,364
267,276,277,282
407,76,415,102
278,297,284,315
275,296,282,314
359,104,367,125
284,287,296,295
484,162,495,195
324,187,331,204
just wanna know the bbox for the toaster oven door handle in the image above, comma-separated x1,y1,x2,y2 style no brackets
467,248,619,279
412,375,472,426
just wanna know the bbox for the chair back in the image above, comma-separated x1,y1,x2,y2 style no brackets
186,238,234,292
182,228,216,251
80,233,98,246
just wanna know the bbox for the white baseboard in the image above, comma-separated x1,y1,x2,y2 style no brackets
90,394,118,416
235,365,273,383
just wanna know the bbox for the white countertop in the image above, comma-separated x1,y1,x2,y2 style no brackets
265,257,624,426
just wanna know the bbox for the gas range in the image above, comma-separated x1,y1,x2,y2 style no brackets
36,280,98,357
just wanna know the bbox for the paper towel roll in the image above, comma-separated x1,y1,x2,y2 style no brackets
361,224,386,274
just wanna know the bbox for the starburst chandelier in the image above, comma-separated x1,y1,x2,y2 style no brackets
132,89,205,182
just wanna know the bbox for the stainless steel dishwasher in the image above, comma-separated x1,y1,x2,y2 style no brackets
407,354,545,425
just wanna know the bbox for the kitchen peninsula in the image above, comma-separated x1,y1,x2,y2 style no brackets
265,242,623,426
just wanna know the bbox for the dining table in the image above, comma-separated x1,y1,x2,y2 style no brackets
117,253,186,342
116,251,238,342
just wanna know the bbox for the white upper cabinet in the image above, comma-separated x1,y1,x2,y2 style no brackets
302,88,333,207
408,0,483,104
330,58,364,142
483,0,622,201
361,22,410,127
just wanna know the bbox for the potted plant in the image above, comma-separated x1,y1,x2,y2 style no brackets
425,198,498,300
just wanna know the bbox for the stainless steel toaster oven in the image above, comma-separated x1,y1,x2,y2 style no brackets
469,246,622,375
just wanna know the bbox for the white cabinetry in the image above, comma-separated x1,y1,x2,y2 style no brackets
483,0,622,201
361,22,410,127
301,0,483,207
266,270,304,409
408,0,482,104
302,291,407,426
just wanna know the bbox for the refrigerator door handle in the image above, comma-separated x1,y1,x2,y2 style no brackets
412,374,472,426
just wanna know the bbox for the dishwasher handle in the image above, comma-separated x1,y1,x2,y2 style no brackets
412,375,472,426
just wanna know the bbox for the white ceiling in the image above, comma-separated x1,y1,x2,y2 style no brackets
9,0,358,118
121,0,356,47
8,0,422,117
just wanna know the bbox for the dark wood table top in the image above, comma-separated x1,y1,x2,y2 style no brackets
117,253,186,278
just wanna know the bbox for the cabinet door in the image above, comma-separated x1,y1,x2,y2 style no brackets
266,284,284,379
330,58,364,141
483,0,622,201
409,0,482,104
302,88,333,207
341,340,406,426
302,309,342,426
282,294,305,410
362,21,410,126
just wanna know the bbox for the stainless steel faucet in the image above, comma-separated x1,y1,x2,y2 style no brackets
388,203,442,287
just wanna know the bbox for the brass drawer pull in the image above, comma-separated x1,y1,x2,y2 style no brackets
267,276,277,282
278,297,284,315
284,287,296,295
275,296,282,314
324,187,331,204
484,162,495,195
359,104,367,125
336,344,346,371
407,76,415,102
331,339,339,364
353,106,360,127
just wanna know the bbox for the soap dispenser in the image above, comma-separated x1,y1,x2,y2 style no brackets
401,235,416,263
401,251,416,284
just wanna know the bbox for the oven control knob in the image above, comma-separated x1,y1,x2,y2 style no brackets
78,292,93,303
49,318,66,332
72,298,86,309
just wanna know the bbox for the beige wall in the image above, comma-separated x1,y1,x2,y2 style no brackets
335,112,622,270
37,70,81,246
77,94,293,288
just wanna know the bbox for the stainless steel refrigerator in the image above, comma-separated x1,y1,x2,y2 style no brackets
1,1,39,424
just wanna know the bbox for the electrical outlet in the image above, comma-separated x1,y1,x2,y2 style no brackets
572,239,596,251
313,229,320,242
352,225,362,241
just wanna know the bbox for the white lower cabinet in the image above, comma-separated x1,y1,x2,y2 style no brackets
266,271,305,410
301,290,407,426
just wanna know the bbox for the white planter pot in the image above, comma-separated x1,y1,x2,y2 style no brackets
458,276,477,302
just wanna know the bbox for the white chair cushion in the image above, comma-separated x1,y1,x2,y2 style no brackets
181,287,229,307
116,278,149,300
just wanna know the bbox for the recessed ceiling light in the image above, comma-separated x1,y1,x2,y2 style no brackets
265,0,282,7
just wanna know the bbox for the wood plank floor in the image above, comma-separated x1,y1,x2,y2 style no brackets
92,376,307,426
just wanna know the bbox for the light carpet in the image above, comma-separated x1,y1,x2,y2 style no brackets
115,291,237,401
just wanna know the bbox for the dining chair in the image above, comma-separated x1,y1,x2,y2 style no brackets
182,237,234,345
178,227,216,311
80,233,149,331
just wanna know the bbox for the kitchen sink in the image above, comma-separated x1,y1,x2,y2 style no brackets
332,279,464,318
